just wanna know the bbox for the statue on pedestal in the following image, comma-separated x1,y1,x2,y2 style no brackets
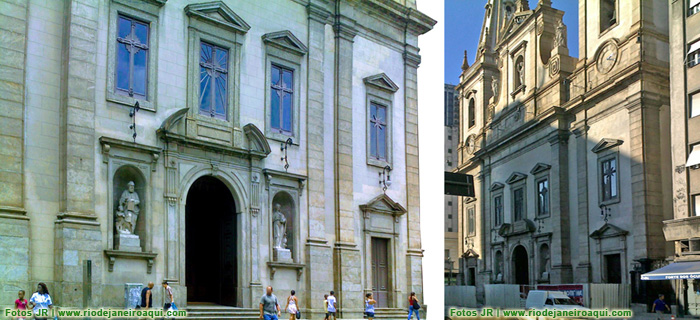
116,181,140,235
272,203,287,249
555,20,567,48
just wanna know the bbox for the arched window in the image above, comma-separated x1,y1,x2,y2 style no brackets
514,55,525,89
468,98,475,128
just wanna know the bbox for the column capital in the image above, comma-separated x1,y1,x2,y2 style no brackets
307,1,331,24
333,17,357,42
571,121,589,137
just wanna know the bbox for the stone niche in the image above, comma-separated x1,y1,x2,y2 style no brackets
113,166,146,252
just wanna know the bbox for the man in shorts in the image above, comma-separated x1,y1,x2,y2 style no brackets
327,291,337,320
260,286,282,320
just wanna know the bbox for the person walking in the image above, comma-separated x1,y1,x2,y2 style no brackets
15,290,28,320
28,283,53,320
285,290,299,320
259,286,282,320
407,292,420,320
364,293,376,320
322,294,329,320
652,294,671,320
326,291,337,320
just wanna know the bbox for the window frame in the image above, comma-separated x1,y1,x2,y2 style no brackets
692,194,700,217
689,0,700,16
269,64,295,136
364,76,397,169
106,1,160,112
598,153,621,205
368,101,390,161
599,0,619,35
512,185,526,222
468,97,476,128
536,177,550,218
467,205,476,237
493,194,504,227
198,41,230,120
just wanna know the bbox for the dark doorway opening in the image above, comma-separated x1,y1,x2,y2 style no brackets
512,245,529,285
467,267,476,286
186,176,237,306
604,254,622,284
371,237,390,308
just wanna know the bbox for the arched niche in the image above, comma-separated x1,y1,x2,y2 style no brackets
113,165,147,250
539,243,550,281
272,191,296,255
494,250,504,283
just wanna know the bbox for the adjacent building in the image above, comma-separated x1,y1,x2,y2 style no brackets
664,0,700,315
0,0,434,317
455,0,673,306
445,84,460,284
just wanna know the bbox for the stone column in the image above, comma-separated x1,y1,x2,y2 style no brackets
305,2,333,318
332,11,362,318
572,121,592,283
404,44,424,308
0,0,31,306
54,0,102,307
547,119,573,283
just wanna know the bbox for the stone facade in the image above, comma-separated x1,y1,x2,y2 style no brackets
454,0,672,305
0,0,434,318
444,84,460,284
665,0,700,316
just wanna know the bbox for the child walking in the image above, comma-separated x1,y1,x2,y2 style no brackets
364,293,376,320
15,290,28,320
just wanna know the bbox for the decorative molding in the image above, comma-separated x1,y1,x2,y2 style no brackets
184,1,250,34
490,182,505,191
363,73,399,93
530,163,552,175
267,262,305,281
262,30,308,56
104,250,157,274
359,194,407,218
243,123,272,156
589,223,628,239
505,172,527,184
99,136,162,172
591,138,624,153
159,108,189,133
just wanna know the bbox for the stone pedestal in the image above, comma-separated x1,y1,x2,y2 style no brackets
116,234,142,252
550,45,569,57
125,283,142,309
274,247,292,262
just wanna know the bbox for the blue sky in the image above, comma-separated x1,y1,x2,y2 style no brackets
445,0,579,84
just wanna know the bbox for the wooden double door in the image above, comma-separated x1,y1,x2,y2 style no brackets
371,237,390,308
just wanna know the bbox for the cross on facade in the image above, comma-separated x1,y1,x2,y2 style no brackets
117,24,148,97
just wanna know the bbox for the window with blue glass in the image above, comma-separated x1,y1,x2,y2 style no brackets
116,15,149,99
199,41,229,120
369,102,388,160
270,65,294,134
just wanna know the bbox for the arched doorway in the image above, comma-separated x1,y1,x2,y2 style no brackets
185,176,237,306
512,245,529,285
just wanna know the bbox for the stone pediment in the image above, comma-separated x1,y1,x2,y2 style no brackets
463,248,480,258
490,182,505,191
592,138,624,153
498,219,536,237
590,223,628,239
502,11,532,39
360,194,406,217
159,108,189,133
506,172,527,184
243,123,271,156
262,30,308,56
184,1,250,34
363,73,399,93
530,163,551,175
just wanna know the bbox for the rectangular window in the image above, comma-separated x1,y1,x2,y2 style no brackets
270,65,294,134
537,179,549,216
600,0,617,32
448,149,452,154
601,158,618,202
199,42,229,120
369,102,388,160
116,15,149,99
692,92,700,118
688,41,700,68
513,187,524,221
448,201,453,206
693,194,700,217
494,195,503,226
468,207,475,236
448,214,452,219
448,227,453,232
690,0,700,16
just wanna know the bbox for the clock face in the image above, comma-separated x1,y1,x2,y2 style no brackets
597,42,618,74
466,135,477,155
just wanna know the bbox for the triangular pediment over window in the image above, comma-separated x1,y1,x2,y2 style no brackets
506,172,527,184
490,182,505,191
463,248,480,258
243,123,271,156
591,138,624,153
590,223,628,239
185,1,250,34
359,194,407,217
363,73,399,93
262,30,308,56
530,163,551,175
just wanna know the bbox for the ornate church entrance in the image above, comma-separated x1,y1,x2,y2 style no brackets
512,245,529,285
186,176,237,306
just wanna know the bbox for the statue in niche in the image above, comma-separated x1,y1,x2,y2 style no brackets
517,61,525,87
541,249,551,280
491,76,499,98
272,203,288,249
555,20,567,48
496,258,504,282
115,181,140,235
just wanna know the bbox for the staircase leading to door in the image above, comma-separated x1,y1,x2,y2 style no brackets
373,308,409,320
186,305,259,319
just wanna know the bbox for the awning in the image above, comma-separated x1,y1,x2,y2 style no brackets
687,145,700,167
641,261,700,280
691,0,700,10
689,41,700,55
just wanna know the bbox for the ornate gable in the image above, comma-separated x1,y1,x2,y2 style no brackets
590,223,629,239
184,1,250,34
490,182,505,191
530,163,551,175
243,123,271,156
506,172,527,184
592,138,624,153
359,194,407,217
262,30,308,56
363,73,399,93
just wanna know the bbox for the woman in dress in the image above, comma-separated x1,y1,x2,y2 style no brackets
28,283,53,320
285,290,299,320
407,292,420,320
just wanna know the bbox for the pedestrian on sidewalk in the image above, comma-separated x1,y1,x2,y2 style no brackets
326,291,337,320
15,290,28,320
407,292,420,320
162,280,177,319
652,294,671,320
28,283,53,320
323,294,329,320
285,290,299,320
260,286,281,320
365,293,376,320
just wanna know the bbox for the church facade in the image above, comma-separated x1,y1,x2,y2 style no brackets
455,0,672,304
0,0,434,317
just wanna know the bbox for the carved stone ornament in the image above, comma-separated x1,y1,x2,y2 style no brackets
549,56,560,77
